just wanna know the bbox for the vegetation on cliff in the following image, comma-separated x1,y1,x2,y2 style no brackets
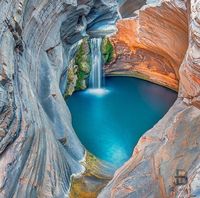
75,38,91,90
65,37,114,98
65,65,78,97
65,38,91,98
101,37,114,64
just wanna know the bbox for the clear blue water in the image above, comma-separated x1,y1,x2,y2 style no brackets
67,77,177,168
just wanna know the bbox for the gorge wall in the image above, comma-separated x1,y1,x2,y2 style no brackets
0,0,199,198
0,0,119,197
105,1,188,91
99,0,200,197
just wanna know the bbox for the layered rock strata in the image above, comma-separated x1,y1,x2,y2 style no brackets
105,2,188,91
0,0,119,197
0,0,199,197
99,1,200,197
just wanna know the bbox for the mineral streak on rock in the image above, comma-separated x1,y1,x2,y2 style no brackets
105,1,189,91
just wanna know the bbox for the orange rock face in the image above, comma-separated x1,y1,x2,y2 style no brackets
105,2,188,91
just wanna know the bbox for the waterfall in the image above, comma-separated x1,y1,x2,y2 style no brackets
90,38,103,89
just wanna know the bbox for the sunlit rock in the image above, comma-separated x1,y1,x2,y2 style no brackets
0,0,199,197
105,2,188,91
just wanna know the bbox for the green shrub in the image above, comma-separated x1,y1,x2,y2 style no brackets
64,38,91,98
75,38,90,91
101,37,114,64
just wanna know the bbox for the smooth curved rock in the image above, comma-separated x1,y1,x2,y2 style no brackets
105,1,188,91
119,0,146,18
0,0,199,197
0,0,119,197
179,0,200,108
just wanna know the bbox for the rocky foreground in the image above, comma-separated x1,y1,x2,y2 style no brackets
0,0,199,198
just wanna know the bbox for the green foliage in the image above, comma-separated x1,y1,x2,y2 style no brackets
75,42,85,68
76,70,87,90
101,37,114,64
64,38,91,98
64,66,77,99
75,38,90,91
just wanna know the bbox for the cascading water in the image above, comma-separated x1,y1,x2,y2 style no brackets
90,38,103,89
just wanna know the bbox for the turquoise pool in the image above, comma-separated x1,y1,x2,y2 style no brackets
67,77,177,168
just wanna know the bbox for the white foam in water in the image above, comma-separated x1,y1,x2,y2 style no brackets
87,88,109,96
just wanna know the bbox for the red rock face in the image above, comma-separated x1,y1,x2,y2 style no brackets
105,2,188,91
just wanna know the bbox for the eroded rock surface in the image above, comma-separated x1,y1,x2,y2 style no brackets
119,0,146,18
0,0,199,198
99,1,200,197
0,0,119,197
179,0,200,108
105,1,188,91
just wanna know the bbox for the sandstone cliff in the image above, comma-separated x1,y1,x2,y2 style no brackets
105,2,188,91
